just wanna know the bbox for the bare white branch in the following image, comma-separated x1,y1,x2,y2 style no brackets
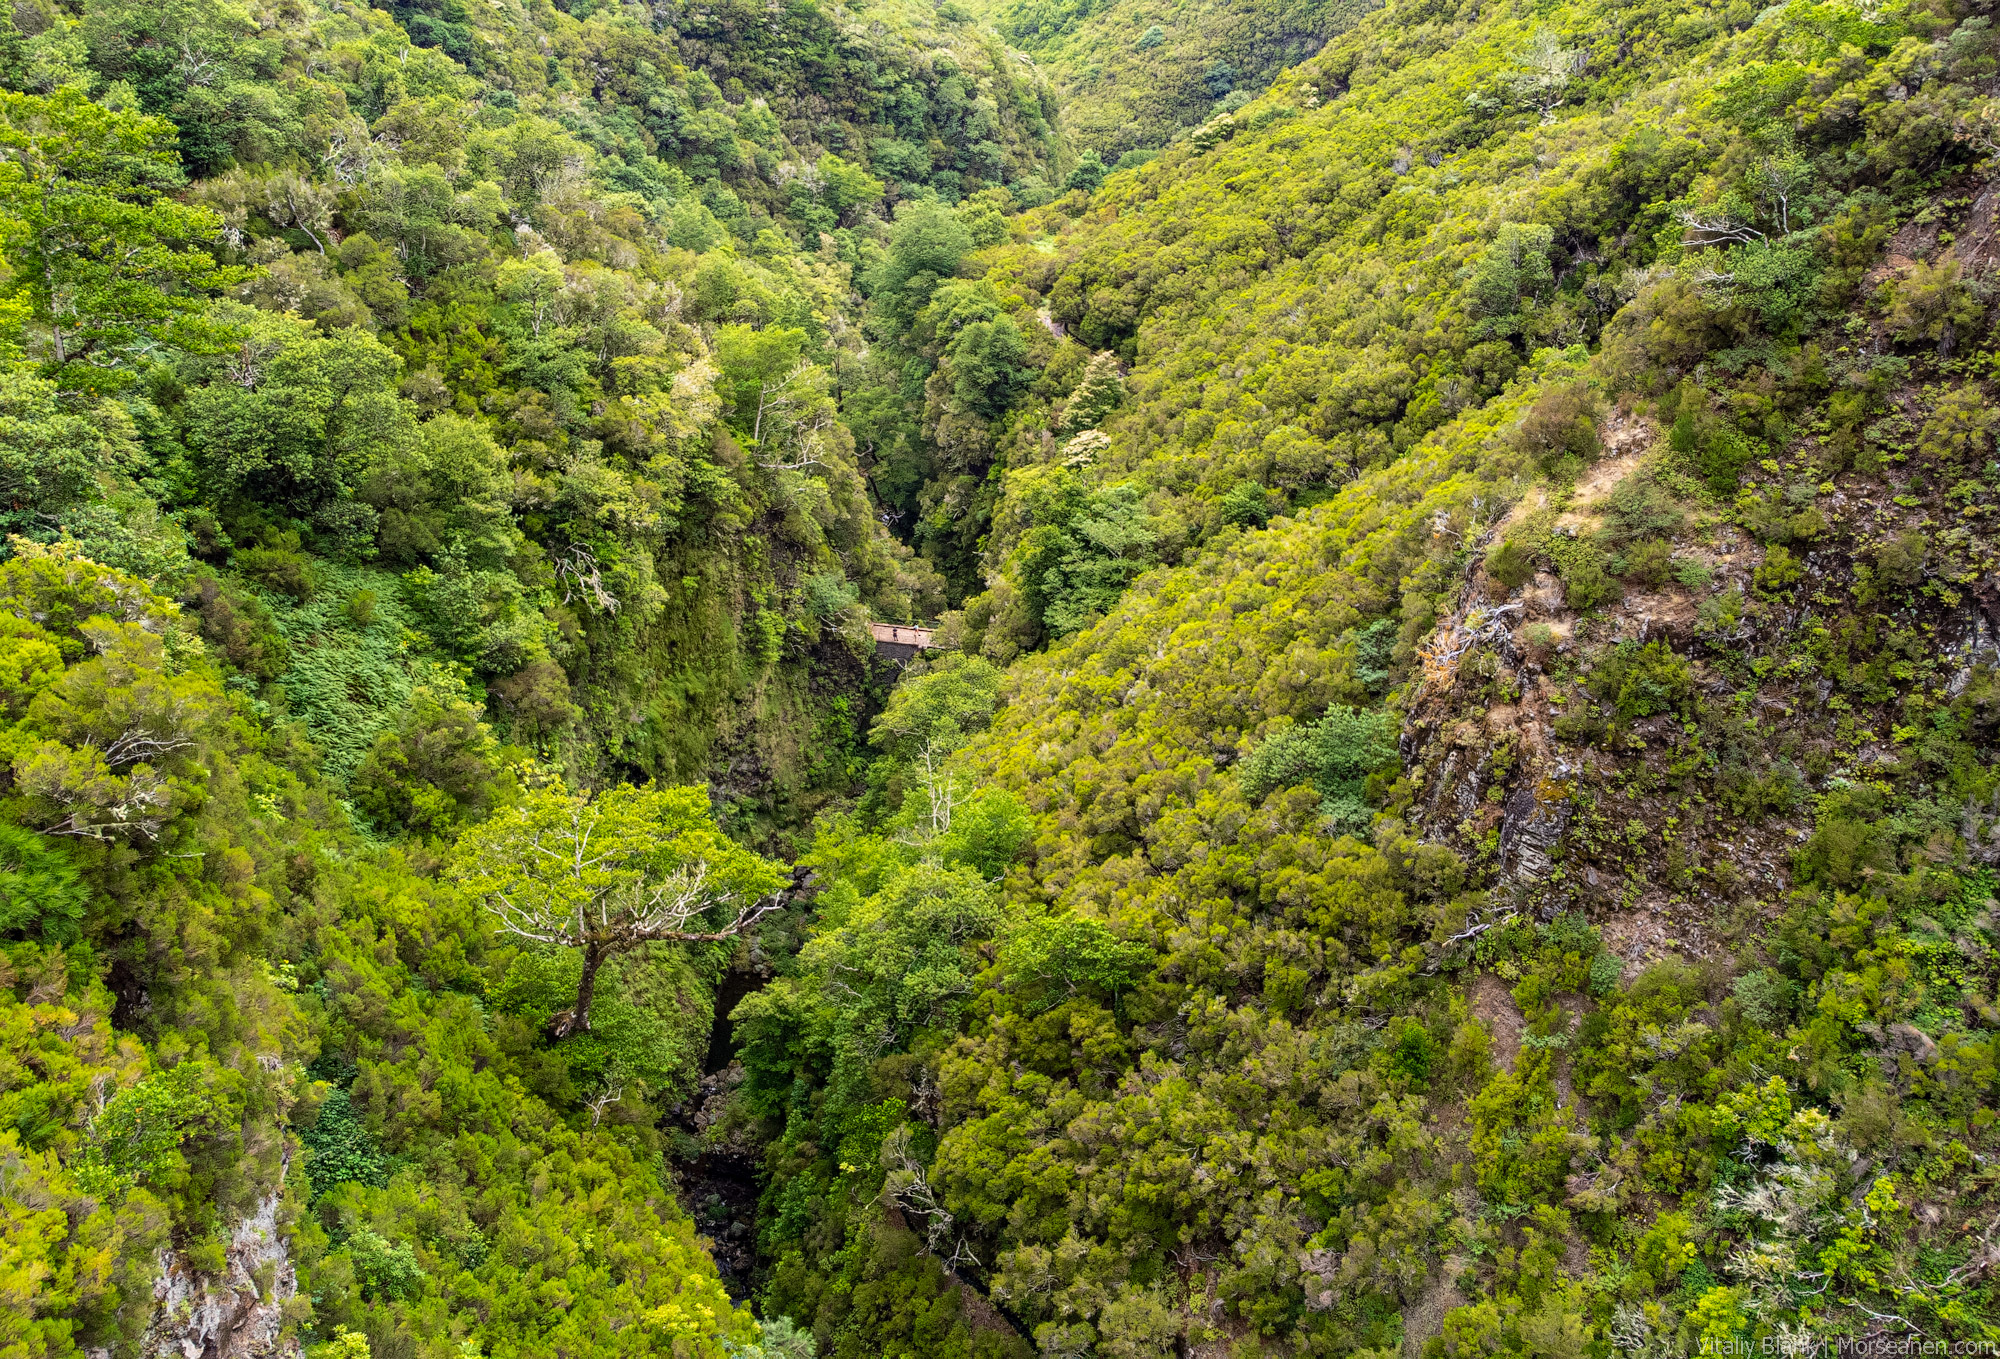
554,545,620,613
1674,207,1765,247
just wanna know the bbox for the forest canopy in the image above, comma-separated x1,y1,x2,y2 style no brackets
2,0,1999,1352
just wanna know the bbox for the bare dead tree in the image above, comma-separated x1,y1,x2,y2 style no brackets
320,117,383,186
746,360,835,471
486,857,778,1038
882,1125,975,1267
1505,28,1587,123
30,760,177,842
893,745,969,848
1674,207,1766,248
586,1081,626,1127
1754,148,1813,237
256,172,338,256
553,544,620,613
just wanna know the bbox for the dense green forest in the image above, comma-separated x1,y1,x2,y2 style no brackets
3,0,2000,1352
968,0,1375,162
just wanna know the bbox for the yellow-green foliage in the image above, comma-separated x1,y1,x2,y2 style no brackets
6,0,2000,1351
914,0,1992,649
735,0,2000,1349
979,0,1373,161
0,551,757,1354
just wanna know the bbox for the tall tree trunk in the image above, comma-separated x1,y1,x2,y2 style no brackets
549,945,609,1040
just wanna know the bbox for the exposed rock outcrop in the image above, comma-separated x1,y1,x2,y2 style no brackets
1401,398,2000,979
139,1189,297,1359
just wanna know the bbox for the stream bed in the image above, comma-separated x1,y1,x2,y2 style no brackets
667,963,769,1299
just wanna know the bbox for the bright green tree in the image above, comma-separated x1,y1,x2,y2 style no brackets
452,781,787,1038
867,200,974,335
180,304,410,517
0,89,239,389
0,365,141,529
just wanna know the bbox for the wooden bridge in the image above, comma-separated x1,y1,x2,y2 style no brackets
869,622,936,664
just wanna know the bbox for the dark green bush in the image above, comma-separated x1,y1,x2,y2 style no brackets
1587,641,1695,724
185,573,292,679
1618,537,1673,589
1731,969,1799,1029
1558,544,1619,610
1753,543,1805,598
1239,705,1399,813
349,688,510,836
1219,479,1275,527
1552,708,1605,745
1514,382,1602,478
1602,476,1686,543
234,545,315,601
300,1089,389,1198
1484,537,1535,589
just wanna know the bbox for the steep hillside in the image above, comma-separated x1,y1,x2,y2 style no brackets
0,0,1087,841
977,0,1373,161
0,0,1064,1351
4,0,2000,1352
723,0,2000,1353
662,0,1067,200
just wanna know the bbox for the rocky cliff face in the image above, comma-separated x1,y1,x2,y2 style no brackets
135,1190,298,1359
1402,404,2000,978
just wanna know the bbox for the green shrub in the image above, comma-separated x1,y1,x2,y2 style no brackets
1520,621,1558,660
234,545,315,600
1552,709,1605,745
0,821,88,944
1795,790,1895,889
1881,259,1983,356
1731,969,1799,1028
398,559,552,673
1239,705,1399,814
300,1089,389,1197
349,687,510,836
344,1226,426,1302
1619,537,1673,589
1063,150,1109,195
1557,543,1618,610
78,1060,240,1194
1698,426,1759,494
184,1234,229,1277
1602,475,1686,542
1753,543,1805,598
1670,556,1715,589
1484,537,1536,589
1717,758,1806,818
1871,532,1927,591
1697,585,1745,635
1379,1017,1438,1088
1587,640,1695,724
1915,383,1993,473
1000,913,1153,1014
1219,478,1275,527
1515,382,1602,478
491,659,576,744
1344,617,1399,690
803,570,860,618
308,1329,372,1359
1469,223,1555,328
